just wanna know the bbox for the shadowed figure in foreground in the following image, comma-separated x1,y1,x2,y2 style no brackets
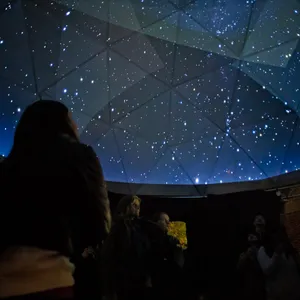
0,100,111,300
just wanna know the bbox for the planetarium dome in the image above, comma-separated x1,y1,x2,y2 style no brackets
0,0,300,195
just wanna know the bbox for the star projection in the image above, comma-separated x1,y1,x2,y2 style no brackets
0,0,300,187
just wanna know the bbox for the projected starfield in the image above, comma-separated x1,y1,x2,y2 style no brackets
0,0,300,185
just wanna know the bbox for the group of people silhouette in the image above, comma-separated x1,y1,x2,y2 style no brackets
1,100,300,300
0,100,184,300
237,215,300,300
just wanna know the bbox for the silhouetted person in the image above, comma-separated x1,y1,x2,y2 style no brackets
258,228,300,300
102,196,154,300
153,212,184,267
151,212,184,300
0,100,111,300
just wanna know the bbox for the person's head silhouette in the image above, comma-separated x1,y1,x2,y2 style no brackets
9,100,79,158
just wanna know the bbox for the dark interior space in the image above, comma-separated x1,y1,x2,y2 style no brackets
108,189,281,299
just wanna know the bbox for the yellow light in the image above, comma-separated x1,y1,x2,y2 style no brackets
168,221,188,249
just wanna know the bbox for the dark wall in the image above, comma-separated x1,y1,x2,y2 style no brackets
108,189,281,299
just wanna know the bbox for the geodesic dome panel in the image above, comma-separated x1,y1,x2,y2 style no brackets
0,0,300,194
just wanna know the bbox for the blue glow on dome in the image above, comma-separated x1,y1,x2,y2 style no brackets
0,0,300,185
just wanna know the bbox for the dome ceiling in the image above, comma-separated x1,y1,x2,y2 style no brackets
0,0,300,190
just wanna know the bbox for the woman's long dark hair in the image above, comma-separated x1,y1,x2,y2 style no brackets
7,100,79,160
